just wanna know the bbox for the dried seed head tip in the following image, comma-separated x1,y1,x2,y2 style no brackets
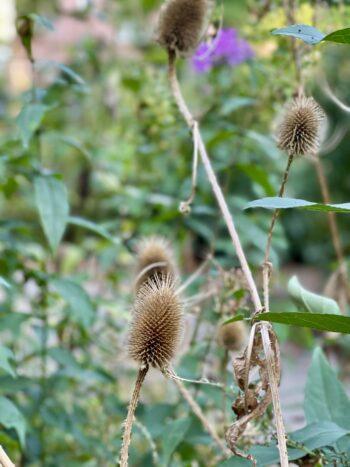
217,321,247,352
134,236,178,292
156,0,210,56
129,275,183,368
277,95,326,156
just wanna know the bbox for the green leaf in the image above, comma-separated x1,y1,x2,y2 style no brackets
0,396,26,446
160,418,191,466
16,103,47,149
288,276,340,315
245,197,350,213
220,97,255,116
51,278,94,329
305,347,350,430
68,216,119,244
0,346,16,378
34,176,69,253
255,312,350,333
272,24,325,45
222,315,245,325
323,28,350,44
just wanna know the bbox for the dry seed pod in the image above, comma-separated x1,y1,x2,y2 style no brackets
217,320,247,352
156,0,211,56
129,275,183,368
277,95,326,156
134,236,178,292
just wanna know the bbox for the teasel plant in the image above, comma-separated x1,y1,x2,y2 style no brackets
155,0,289,464
281,0,350,312
120,237,230,465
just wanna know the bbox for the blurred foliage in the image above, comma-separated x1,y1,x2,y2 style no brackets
0,0,350,465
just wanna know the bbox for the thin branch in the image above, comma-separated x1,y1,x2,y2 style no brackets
134,418,159,466
173,377,230,457
167,51,288,467
120,365,149,467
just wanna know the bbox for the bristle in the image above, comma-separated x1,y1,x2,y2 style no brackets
277,95,326,156
217,321,247,352
134,236,178,292
156,0,210,56
129,275,183,368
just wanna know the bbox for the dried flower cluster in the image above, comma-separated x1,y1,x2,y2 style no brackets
129,274,182,368
277,95,326,156
134,236,177,292
156,0,210,56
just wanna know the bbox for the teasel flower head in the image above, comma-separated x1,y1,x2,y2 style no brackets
129,275,183,368
277,95,326,156
134,236,178,292
156,0,211,56
217,320,247,352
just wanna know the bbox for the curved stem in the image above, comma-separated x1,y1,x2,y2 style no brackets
119,366,149,467
167,51,288,467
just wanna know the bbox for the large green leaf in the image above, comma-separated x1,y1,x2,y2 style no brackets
160,418,191,466
34,176,69,253
305,348,350,430
16,103,47,149
245,197,350,213
255,312,350,333
0,396,26,446
0,346,16,378
323,28,350,44
51,278,94,329
272,24,325,44
288,276,340,315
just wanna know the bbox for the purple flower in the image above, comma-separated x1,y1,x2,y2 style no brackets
192,28,254,73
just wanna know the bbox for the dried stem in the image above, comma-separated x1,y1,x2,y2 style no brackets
0,446,15,467
119,365,149,467
311,154,349,308
167,51,288,467
173,378,230,457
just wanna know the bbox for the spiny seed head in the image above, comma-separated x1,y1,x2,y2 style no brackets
156,0,211,56
277,95,326,156
129,275,183,368
217,321,247,351
134,236,178,292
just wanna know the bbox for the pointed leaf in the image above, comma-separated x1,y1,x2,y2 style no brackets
245,196,350,213
323,28,350,44
288,276,340,315
68,216,119,244
0,396,26,446
272,24,325,45
255,312,350,333
51,278,94,329
34,176,69,253
16,103,47,149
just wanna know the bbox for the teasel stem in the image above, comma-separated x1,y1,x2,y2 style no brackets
179,122,199,214
311,154,349,310
167,50,288,467
0,446,15,467
173,378,230,457
262,152,295,311
119,365,149,467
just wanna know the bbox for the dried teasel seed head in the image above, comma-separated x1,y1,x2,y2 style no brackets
277,95,326,156
134,236,178,292
129,275,183,368
217,320,247,352
156,0,211,56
